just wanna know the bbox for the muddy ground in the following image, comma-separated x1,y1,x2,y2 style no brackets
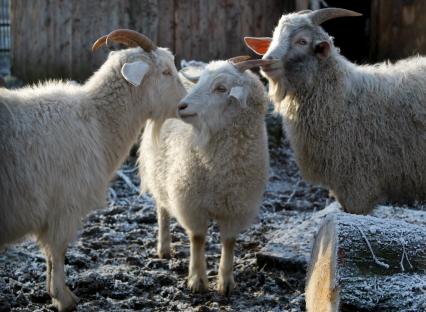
0,132,333,312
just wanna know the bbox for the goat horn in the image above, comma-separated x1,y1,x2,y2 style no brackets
228,55,252,64
92,29,157,53
232,59,279,73
309,8,362,26
297,10,312,14
92,35,108,52
106,29,157,52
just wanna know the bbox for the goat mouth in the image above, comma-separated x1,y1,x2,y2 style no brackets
261,67,282,80
178,113,197,119
261,66,281,74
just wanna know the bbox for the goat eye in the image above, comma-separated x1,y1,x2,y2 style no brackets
297,38,308,45
162,69,172,76
215,86,227,93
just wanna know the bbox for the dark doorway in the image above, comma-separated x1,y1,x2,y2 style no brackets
319,0,371,64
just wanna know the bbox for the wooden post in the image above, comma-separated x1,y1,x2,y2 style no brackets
305,213,426,312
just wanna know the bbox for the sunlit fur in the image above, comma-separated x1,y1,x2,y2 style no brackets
139,61,269,294
0,46,185,311
263,11,426,214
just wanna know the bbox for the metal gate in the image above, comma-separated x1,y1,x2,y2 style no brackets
0,0,9,76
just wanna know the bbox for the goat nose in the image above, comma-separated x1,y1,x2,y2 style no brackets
178,103,188,111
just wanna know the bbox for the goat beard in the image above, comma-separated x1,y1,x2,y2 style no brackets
268,76,287,104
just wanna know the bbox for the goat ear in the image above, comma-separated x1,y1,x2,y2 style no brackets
229,86,248,108
121,61,150,87
244,37,272,55
314,41,331,59
179,66,203,84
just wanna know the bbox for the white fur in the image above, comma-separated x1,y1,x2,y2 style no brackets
0,46,186,311
139,61,269,295
262,11,426,214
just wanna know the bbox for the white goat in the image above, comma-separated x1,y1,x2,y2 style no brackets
0,29,186,311
245,8,426,214
139,57,273,295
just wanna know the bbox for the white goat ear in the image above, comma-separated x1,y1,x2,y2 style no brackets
229,86,248,108
180,66,204,84
121,61,150,87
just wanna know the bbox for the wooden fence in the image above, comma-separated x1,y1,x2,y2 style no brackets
11,0,297,82
370,0,426,61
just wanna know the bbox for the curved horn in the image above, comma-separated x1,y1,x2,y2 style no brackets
309,8,362,25
228,55,251,64
180,66,204,83
106,29,157,52
297,9,312,14
232,59,279,73
92,35,108,52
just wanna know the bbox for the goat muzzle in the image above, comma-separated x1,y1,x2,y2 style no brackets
92,29,157,53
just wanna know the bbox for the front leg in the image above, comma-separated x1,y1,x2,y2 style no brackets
44,254,53,295
49,249,79,312
38,229,79,312
187,233,208,292
218,237,236,296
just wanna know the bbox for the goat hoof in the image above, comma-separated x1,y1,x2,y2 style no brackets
218,275,235,296
50,288,79,312
188,275,208,293
157,247,171,259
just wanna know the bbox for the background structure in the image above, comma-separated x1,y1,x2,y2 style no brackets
10,0,294,81
5,0,426,82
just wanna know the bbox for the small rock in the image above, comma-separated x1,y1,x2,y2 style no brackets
126,256,142,266
29,289,50,304
15,293,28,306
134,214,157,224
0,299,11,312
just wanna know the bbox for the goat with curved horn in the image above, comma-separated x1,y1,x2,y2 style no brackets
231,58,279,72
91,35,108,52
92,29,157,52
228,55,252,64
309,7,362,25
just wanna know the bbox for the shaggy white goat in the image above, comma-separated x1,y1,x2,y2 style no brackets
245,8,426,215
139,57,273,295
0,29,186,311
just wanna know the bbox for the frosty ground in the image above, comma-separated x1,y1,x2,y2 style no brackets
3,130,426,312
0,131,330,312
2,131,425,312
1,101,426,312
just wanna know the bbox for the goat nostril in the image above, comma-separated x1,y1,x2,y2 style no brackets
178,103,188,110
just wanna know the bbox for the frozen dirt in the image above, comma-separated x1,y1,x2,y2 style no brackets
0,134,332,312
1,129,426,312
1,106,425,311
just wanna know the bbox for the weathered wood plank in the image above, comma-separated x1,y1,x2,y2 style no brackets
156,0,174,51
51,0,72,79
370,0,426,61
225,0,242,58
129,0,158,42
210,0,226,60
174,0,192,64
